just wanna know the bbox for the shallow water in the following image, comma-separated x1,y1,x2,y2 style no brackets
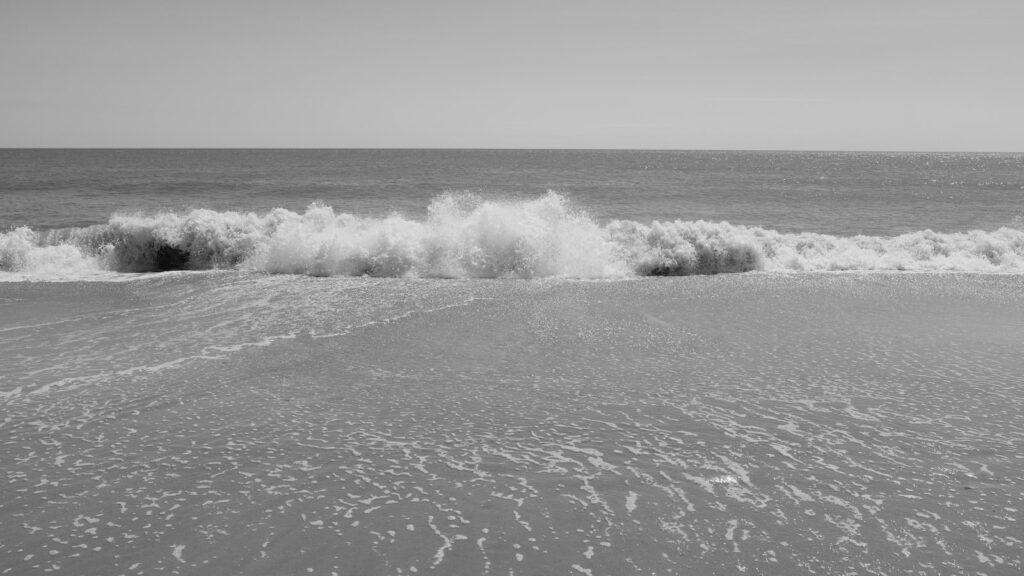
3,149,1023,574
3,272,1022,575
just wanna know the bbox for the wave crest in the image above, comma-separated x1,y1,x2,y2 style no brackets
606,220,764,275
1,227,104,279
3,192,1023,279
252,193,625,278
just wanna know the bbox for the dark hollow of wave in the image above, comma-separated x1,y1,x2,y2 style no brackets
153,245,190,271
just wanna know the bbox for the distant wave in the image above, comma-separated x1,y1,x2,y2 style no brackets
3,192,1023,280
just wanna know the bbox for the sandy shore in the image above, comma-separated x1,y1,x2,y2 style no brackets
2,273,1023,575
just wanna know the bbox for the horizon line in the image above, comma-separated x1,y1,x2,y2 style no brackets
2,146,1022,154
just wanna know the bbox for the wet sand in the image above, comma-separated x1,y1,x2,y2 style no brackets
2,273,1023,575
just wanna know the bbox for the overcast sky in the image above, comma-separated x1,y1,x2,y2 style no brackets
1,0,1021,150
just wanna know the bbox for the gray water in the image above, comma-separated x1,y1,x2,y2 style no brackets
2,150,1023,575
3,149,1023,234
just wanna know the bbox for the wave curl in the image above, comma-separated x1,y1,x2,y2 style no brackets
3,192,1023,279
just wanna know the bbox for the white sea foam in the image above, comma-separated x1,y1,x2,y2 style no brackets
0,226,125,281
2,192,1023,280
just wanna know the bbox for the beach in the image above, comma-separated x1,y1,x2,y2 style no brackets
4,0,1024,569
2,149,1023,574
3,271,1023,575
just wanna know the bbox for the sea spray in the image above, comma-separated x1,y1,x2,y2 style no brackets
605,219,764,275
165,193,623,278
0,227,104,278
3,192,1023,279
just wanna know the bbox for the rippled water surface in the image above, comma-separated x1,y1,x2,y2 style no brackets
3,149,1023,234
3,273,1023,575
3,150,1023,574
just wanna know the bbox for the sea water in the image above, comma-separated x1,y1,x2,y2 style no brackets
1,150,1023,575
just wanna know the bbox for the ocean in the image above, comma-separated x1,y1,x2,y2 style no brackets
2,149,1023,575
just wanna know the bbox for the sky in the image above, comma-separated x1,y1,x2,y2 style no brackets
1,0,1022,150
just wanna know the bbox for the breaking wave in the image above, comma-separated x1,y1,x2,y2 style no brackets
3,192,1023,280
